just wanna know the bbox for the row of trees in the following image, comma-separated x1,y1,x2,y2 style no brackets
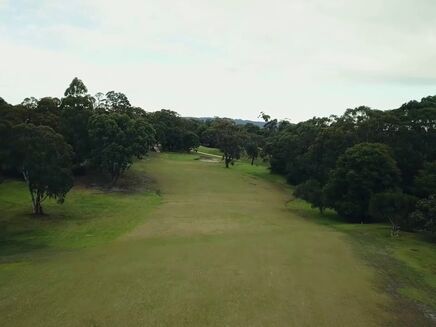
1,77,434,234
263,101,436,234
0,78,205,215
0,78,266,215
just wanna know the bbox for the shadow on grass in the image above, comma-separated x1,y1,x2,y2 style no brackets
0,236,47,261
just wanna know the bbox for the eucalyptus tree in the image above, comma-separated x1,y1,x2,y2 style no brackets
60,78,95,165
11,124,73,215
88,113,155,184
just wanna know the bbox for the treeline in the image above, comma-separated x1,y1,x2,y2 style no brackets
0,78,262,214
0,78,192,214
1,77,435,235
262,101,436,235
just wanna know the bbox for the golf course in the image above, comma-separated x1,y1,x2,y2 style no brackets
0,152,434,326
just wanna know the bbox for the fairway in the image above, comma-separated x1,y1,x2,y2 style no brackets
0,153,406,326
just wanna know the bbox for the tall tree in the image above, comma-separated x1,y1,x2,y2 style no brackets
214,120,243,168
64,77,88,97
60,78,94,165
244,137,260,165
10,124,73,215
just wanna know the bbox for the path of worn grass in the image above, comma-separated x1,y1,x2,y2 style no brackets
0,153,425,326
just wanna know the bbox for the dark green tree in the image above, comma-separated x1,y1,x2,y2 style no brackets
414,161,436,198
88,113,154,184
324,143,401,222
243,135,261,165
369,192,418,234
410,195,436,234
215,120,243,168
64,77,88,97
182,131,200,152
149,110,201,152
295,179,326,214
60,78,95,165
0,119,12,177
10,124,73,215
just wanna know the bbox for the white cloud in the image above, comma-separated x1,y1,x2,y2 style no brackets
1,0,436,121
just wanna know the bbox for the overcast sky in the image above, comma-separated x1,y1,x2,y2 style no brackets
1,0,436,121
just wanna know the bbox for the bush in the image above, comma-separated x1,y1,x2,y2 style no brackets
324,143,401,223
414,162,436,197
295,179,325,213
410,195,436,234
369,192,418,232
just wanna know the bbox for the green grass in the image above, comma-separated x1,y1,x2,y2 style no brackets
286,199,436,312
0,173,160,257
235,161,436,320
197,145,222,156
0,152,435,326
197,145,270,167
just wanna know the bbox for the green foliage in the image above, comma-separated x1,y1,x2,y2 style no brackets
88,113,154,183
244,140,259,165
369,192,418,232
0,118,12,169
243,131,264,165
410,195,436,234
64,77,88,97
414,161,436,197
29,97,62,131
104,91,131,111
10,124,73,215
324,143,401,222
149,110,200,152
213,119,243,167
295,179,325,213
265,98,436,198
182,130,200,152
60,80,95,164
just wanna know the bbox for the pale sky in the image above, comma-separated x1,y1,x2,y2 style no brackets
1,0,436,121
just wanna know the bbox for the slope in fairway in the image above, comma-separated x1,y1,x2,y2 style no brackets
0,153,393,326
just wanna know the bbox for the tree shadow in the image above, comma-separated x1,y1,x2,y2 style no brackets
0,217,51,263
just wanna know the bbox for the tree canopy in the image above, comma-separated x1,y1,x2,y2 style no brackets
324,143,401,222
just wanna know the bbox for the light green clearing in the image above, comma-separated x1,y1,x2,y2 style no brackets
197,145,223,157
0,153,434,326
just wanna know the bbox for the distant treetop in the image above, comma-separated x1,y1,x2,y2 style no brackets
64,77,88,97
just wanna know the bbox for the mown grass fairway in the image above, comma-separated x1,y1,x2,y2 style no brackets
0,153,434,326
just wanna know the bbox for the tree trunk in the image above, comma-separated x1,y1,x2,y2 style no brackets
23,170,43,216
111,173,119,186
32,192,44,216
33,200,44,215
225,157,230,168
251,156,255,165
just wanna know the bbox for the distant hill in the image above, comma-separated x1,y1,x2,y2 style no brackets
189,117,265,127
